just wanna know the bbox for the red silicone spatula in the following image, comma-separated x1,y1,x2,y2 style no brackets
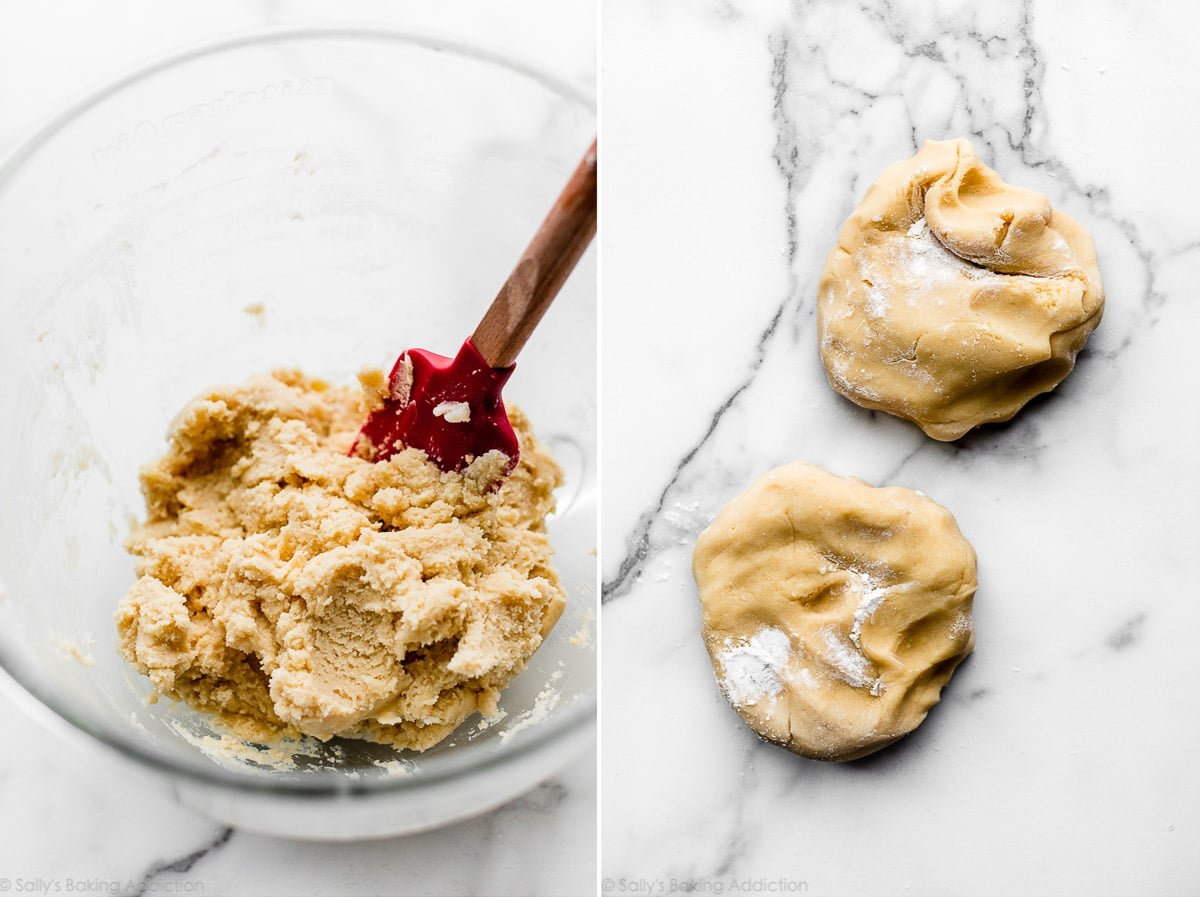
352,138,597,472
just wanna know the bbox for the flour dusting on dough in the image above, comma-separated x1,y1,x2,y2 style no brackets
949,611,974,639
821,627,884,696
717,627,792,707
848,570,888,650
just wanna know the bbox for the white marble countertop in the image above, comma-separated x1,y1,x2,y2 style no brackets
0,3,595,896
601,2,1199,895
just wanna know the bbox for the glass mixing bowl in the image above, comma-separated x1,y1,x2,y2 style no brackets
0,26,595,840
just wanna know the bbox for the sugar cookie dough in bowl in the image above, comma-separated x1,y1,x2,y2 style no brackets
818,138,1104,440
117,371,566,751
692,463,977,761
0,29,596,840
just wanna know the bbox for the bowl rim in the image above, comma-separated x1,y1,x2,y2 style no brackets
0,23,595,179
0,23,597,796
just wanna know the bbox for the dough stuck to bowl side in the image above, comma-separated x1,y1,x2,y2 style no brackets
817,138,1104,440
692,462,977,762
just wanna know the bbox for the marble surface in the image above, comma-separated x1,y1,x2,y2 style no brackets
602,2,1199,895
0,2,595,896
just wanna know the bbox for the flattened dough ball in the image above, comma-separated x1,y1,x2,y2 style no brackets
693,463,977,761
818,138,1103,440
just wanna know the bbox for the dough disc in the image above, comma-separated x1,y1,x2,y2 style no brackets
818,138,1104,440
693,463,977,761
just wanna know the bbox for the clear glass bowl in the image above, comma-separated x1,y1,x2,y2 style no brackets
0,26,595,840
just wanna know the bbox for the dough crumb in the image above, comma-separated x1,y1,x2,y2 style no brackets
433,400,472,423
56,638,96,668
356,367,389,413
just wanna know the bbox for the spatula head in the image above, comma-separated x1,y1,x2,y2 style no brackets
352,338,518,472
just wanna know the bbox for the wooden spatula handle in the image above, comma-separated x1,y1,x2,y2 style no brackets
472,137,597,369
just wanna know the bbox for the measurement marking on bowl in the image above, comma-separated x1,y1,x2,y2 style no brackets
92,76,335,167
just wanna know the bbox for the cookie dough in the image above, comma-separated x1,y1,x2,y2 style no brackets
818,138,1103,440
116,370,565,750
692,463,976,761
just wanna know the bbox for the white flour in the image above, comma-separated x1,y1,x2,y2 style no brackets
859,217,997,308
499,670,563,744
828,355,883,402
164,721,329,772
849,570,888,650
717,627,792,707
897,219,969,285
716,572,898,704
374,758,417,778
822,627,885,696
949,610,974,639
865,285,889,319
822,568,890,696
